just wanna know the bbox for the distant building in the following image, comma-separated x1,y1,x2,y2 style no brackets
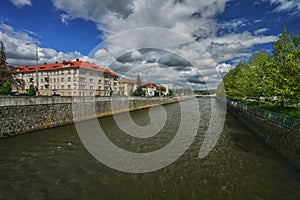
16,59,118,96
160,84,173,96
143,83,157,97
118,78,137,96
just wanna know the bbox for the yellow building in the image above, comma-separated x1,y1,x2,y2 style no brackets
117,78,137,96
17,59,118,96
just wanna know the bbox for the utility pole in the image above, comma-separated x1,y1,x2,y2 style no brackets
26,42,39,96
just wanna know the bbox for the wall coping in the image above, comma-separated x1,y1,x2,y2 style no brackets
0,96,188,106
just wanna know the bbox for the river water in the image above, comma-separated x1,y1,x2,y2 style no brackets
0,98,299,199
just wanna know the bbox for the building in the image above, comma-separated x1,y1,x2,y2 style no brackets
160,84,173,96
16,59,118,96
118,78,138,96
143,83,157,97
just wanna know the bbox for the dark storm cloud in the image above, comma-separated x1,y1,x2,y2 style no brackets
53,0,135,20
187,75,206,84
116,49,193,72
157,53,192,67
116,52,143,63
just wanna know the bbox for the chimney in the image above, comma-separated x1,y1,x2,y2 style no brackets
55,61,58,64
44,62,47,65
76,58,79,61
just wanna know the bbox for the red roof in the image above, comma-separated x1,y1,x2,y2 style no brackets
144,82,156,88
119,78,137,84
17,59,118,77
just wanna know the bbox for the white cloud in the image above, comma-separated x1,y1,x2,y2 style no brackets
10,0,32,8
216,63,232,74
218,18,248,34
260,0,300,14
0,23,89,66
50,0,278,89
254,28,269,35
60,14,71,26
4,0,279,89
270,0,300,13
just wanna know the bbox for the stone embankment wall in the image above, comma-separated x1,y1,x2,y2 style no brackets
227,102,300,170
0,96,189,138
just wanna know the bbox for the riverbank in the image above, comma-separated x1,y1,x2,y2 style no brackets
225,99,300,170
0,96,192,139
233,99,300,119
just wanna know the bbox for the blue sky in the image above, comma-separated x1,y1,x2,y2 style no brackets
0,0,299,88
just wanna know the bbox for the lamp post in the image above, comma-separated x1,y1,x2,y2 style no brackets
26,42,39,96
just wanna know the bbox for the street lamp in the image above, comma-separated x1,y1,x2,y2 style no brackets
26,42,39,96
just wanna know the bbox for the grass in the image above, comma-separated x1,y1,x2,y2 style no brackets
236,99,300,119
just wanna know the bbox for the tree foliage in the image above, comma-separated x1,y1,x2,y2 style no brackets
270,28,300,106
28,85,36,96
0,41,24,89
0,81,12,95
220,28,300,107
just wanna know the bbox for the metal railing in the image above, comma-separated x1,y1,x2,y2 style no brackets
229,101,300,132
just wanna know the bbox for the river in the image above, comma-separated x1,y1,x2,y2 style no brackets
0,98,299,199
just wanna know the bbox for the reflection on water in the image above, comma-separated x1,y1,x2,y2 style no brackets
0,98,299,199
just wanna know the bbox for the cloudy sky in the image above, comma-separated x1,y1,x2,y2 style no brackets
0,0,299,89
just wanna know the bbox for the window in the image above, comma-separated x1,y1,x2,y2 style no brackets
90,79,94,83
61,85,65,89
90,86,93,90
68,85,71,89
61,70,64,75
79,78,86,83
53,78,56,83
68,77,71,82
61,78,64,83
98,80,102,84
41,79,43,83
68,70,71,74
79,70,86,75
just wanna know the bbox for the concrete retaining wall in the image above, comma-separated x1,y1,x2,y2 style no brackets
227,102,300,170
0,96,188,138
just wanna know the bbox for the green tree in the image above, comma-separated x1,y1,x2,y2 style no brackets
0,81,12,95
223,62,250,99
271,28,300,107
0,41,24,89
245,51,273,102
28,85,36,96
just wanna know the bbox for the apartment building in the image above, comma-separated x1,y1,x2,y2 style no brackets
118,78,138,96
17,59,118,96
